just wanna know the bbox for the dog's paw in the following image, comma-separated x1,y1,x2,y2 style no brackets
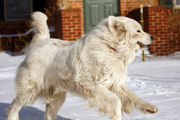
140,103,158,114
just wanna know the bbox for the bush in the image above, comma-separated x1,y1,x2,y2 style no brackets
0,33,32,55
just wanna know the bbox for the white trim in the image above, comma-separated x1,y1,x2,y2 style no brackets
173,0,180,8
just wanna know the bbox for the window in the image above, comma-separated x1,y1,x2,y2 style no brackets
0,0,46,21
159,0,173,8
4,0,33,21
173,0,180,8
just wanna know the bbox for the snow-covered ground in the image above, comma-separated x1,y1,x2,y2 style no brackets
0,51,180,120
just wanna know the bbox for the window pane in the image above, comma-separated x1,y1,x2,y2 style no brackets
159,0,172,8
0,0,4,20
177,0,180,5
5,0,32,20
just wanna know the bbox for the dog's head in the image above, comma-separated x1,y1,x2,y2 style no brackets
107,16,153,50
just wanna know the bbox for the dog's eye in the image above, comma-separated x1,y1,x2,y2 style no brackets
137,30,141,33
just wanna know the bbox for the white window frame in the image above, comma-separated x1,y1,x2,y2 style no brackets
173,0,180,8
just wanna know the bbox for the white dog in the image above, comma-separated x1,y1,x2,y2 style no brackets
7,12,158,120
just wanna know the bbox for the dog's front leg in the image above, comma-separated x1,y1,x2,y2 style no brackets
111,85,158,114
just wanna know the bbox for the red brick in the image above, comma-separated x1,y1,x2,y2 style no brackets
55,8,83,41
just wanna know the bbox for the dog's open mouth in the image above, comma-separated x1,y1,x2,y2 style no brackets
137,41,148,48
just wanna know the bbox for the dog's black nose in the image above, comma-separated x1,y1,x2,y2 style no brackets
150,35,154,41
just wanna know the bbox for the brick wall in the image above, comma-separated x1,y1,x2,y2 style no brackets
69,0,82,8
168,12,180,52
147,6,180,55
120,0,159,16
69,0,84,35
147,7,174,55
55,8,83,41
46,0,84,39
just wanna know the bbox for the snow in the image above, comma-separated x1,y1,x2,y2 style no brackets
0,51,180,120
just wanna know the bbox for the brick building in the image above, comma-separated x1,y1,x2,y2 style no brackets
0,0,180,55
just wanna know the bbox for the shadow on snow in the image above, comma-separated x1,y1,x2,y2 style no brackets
0,103,72,120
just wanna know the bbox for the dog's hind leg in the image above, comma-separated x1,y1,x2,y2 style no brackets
6,64,40,120
44,92,66,120
6,88,39,120
6,98,22,120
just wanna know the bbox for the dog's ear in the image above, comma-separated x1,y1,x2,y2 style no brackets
108,16,126,34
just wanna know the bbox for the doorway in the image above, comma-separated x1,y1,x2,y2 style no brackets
83,0,120,33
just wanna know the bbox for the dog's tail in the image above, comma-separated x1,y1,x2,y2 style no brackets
31,12,50,42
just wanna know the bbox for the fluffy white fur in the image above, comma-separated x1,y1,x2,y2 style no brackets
7,12,158,120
